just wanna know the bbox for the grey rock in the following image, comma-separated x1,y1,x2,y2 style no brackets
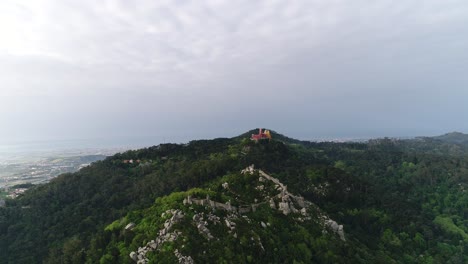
125,222,135,230
129,252,137,261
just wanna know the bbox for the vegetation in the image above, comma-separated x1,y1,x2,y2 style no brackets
0,129,467,263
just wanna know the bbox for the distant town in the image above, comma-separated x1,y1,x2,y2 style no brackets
0,147,129,205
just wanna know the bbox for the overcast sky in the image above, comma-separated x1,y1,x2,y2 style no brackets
1,0,468,144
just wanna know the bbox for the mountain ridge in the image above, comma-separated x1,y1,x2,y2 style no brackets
124,165,346,263
0,129,467,263
432,131,468,144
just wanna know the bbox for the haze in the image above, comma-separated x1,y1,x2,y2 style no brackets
1,0,468,144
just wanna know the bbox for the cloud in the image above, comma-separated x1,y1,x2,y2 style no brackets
1,0,468,141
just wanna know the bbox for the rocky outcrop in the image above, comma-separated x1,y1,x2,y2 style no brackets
129,251,137,261
225,218,236,232
244,165,346,241
312,182,330,197
130,209,186,263
174,249,194,264
131,165,346,263
257,166,309,216
323,217,346,241
193,212,218,240
125,222,135,231
269,198,276,209
241,165,255,175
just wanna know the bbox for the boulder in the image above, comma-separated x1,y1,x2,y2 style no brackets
129,252,137,261
278,202,291,215
269,198,276,209
125,222,135,230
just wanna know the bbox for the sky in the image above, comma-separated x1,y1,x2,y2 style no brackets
1,0,468,144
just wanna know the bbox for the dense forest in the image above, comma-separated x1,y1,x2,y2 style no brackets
0,130,467,263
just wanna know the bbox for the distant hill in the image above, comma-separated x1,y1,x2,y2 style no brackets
432,131,468,144
235,128,304,145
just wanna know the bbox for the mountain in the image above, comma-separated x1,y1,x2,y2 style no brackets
115,166,347,263
432,131,468,144
235,129,304,145
0,129,467,263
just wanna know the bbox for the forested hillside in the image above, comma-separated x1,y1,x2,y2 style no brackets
0,130,467,263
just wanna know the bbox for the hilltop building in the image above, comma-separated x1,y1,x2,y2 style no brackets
251,128,272,141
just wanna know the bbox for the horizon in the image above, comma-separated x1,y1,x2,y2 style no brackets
0,128,463,150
